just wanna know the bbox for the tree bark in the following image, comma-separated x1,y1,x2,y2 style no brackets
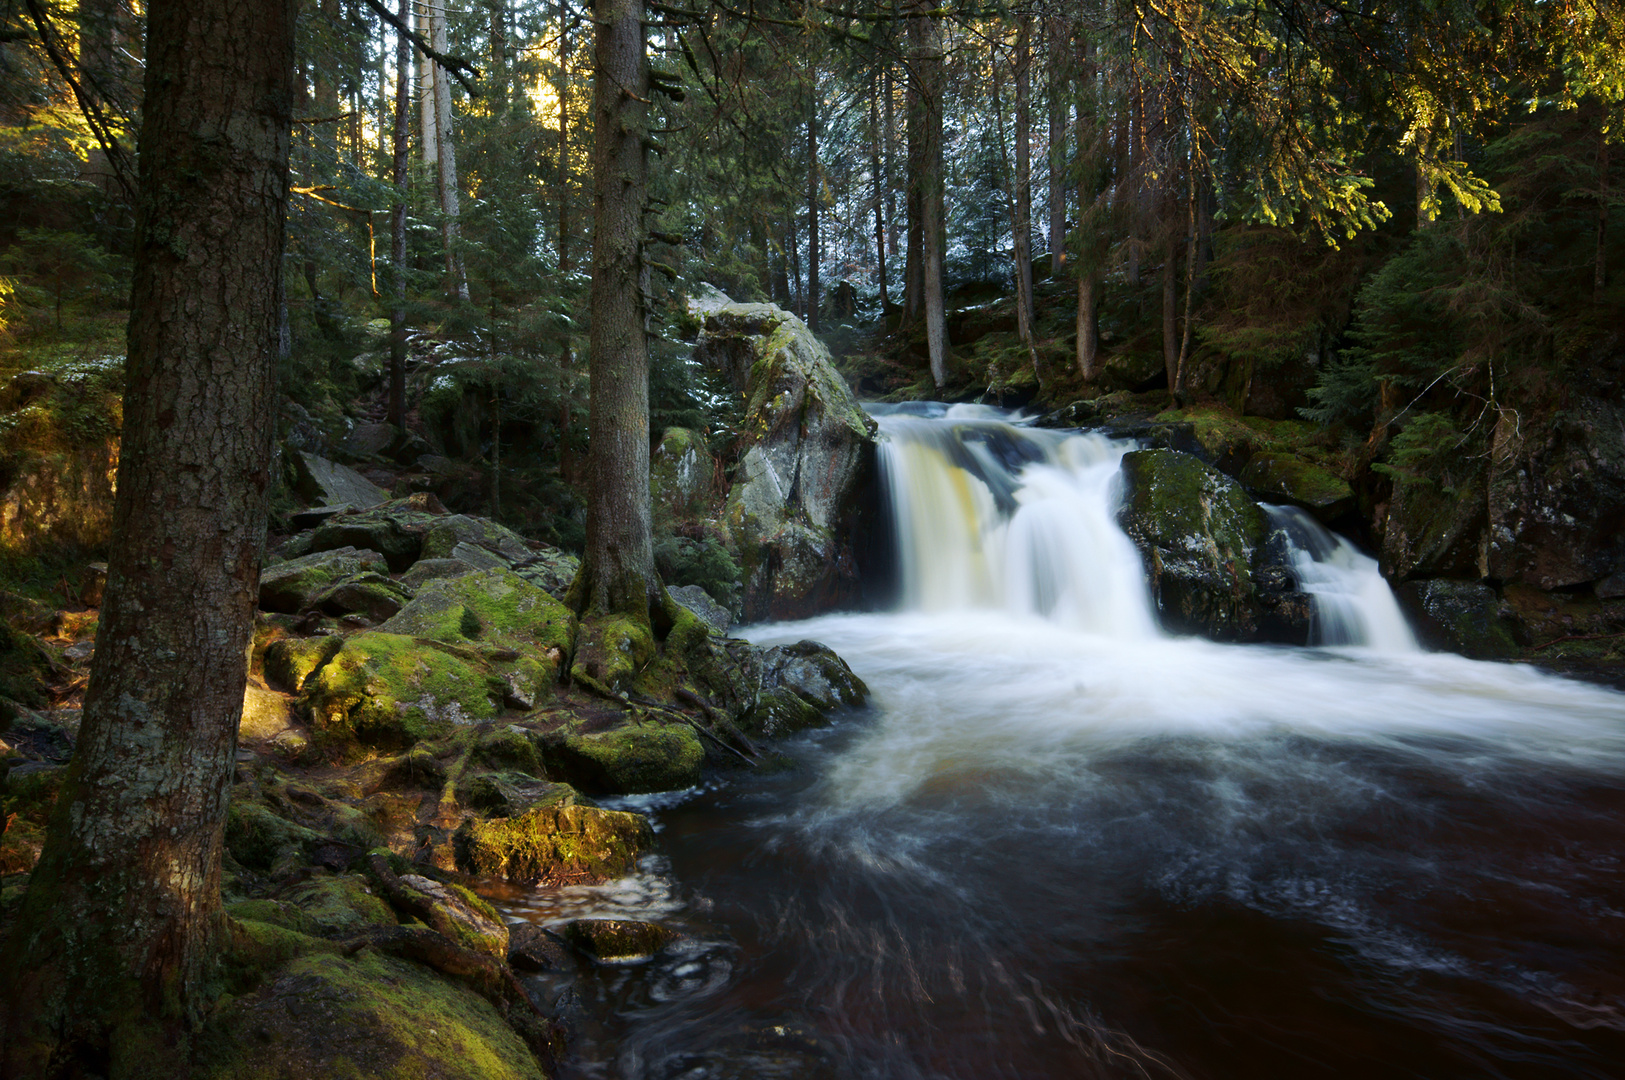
0,1,295,1074
1046,15,1069,278
807,79,820,332
566,0,668,689
428,0,470,301
903,46,924,324
1013,15,1035,331
1162,234,1178,398
870,67,890,313
389,0,411,428
909,0,949,387
418,4,438,166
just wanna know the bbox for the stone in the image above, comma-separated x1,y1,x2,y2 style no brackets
1239,453,1355,520
457,773,572,817
696,302,876,621
420,514,534,564
195,948,547,1080
542,720,705,794
560,918,679,963
669,583,731,633
241,684,297,742
301,632,497,756
1397,579,1520,659
263,634,344,694
392,872,510,959
1117,448,1273,642
341,421,396,461
1380,471,1487,583
401,557,481,590
743,639,869,737
651,426,716,523
507,924,568,972
379,569,575,709
259,546,387,614
225,801,327,872
314,571,413,622
290,450,389,509
454,799,653,886
277,873,397,938
308,497,447,572
511,548,581,600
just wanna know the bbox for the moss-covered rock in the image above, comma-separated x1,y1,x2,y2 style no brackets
455,798,652,886
474,725,544,775
1117,448,1272,641
561,918,679,963
570,612,655,696
401,557,481,590
387,872,510,959
741,640,869,737
1397,579,1520,659
543,720,704,794
651,426,716,524
302,632,496,756
309,498,446,572
697,302,876,622
278,872,398,938
226,800,327,872
195,948,547,1080
456,772,570,816
1379,472,1487,583
1239,453,1354,520
263,633,344,694
314,571,413,622
381,569,574,709
420,514,533,564
240,684,298,744
259,546,387,614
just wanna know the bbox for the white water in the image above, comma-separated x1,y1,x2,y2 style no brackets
1264,503,1418,651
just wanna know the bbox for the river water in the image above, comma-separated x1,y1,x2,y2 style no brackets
513,405,1625,1079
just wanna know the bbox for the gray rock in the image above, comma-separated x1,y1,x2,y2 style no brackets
400,557,480,590
1397,579,1519,659
421,514,533,564
314,572,413,622
342,422,397,461
697,303,876,621
670,584,731,633
290,450,389,509
259,546,387,614
508,924,568,972
446,541,510,571
308,496,446,572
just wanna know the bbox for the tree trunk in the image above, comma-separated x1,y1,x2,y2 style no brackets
993,38,1042,389
870,68,889,313
418,5,438,166
1174,135,1199,403
1046,15,1069,277
903,49,924,324
428,1,469,301
566,0,667,691
910,0,949,387
0,2,295,1074
1077,273,1099,382
1013,15,1035,331
1598,131,1610,298
807,80,820,332
1162,234,1178,399
884,65,899,267
389,0,411,429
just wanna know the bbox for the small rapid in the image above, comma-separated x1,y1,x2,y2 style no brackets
516,405,1625,1080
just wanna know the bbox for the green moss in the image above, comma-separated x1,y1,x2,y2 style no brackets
1238,453,1354,513
277,873,397,938
302,632,496,757
0,621,51,707
561,918,679,962
263,634,344,694
571,612,655,694
456,800,652,886
196,948,546,1080
474,726,543,774
547,720,705,794
225,801,327,872
224,899,320,938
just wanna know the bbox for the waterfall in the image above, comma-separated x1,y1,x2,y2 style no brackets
871,403,1159,638
1264,504,1419,652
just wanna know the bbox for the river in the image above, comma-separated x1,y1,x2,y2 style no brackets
510,404,1625,1079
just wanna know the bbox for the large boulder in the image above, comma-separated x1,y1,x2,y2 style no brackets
307,496,448,572
301,632,496,755
539,719,705,794
695,302,877,621
1118,448,1303,642
651,426,717,524
258,546,388,614
1239,453,1355,521
454,791,653,886
289,449,390,510
1397,578,1520,659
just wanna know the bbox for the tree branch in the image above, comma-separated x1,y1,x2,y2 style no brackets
359,0,483,97
20,0,136,202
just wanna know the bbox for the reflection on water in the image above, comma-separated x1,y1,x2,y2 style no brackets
506,409,1625,1079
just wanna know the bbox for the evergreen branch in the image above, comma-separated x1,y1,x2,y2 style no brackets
20,0,136,203
360,0,483,97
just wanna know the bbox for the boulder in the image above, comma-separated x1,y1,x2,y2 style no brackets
507,924,568,972
195,948,546,1080
379,569,574,710
744,640,869,737
695,302,876,621
289,450,389,510
301,632,496,755
1397,579,1520,659
651,426,717,523
1239,453,1355,520
511,547,581,601
670,583,731,634
308,496,447,572
420,514,534,564
1379,471,1487,582
561,918,679,963
314,571,413,622
263,634,344,694
1117,448,1273,641
401,557,482,590
541,720,704,794
258,546,387,614
454,797,653,886
275,873,397,938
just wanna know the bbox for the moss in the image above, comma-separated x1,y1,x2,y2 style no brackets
195,948,546,1080
474,726,542,774
561,918,679,962
1239,453,1353,514
275,873,398,938
571,612,655,694
547,720,705,795
259,548,388,615
419,515,532,563
456,800,652,886
224,899,321,938
302,632,496,757
457,772,568,815
225,801,327,872
0,621,52,707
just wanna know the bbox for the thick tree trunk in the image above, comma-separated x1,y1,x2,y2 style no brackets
428,1,470,300
909,0,949,387
567,0,667,691
0,2,295,1074
389,0,411,428
807,82,820,332
1046,15,1069,278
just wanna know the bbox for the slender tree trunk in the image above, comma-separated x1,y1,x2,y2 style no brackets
993,39,1042,388
870,68,890,313
428,1,469,301
903,48,924,324
1014,15,1035,331
1162,234,1178,398
1174,136,1199,403
884,65,899,264
488,0,509,109
389,0,411,428
418,6,438,165
807,79,820,332
1076,37,1100,383
1597,132,1610,298
910,0,949,387
567,0,667,690
0,2,295,1073
1046,15,1069,277
789,224,802,316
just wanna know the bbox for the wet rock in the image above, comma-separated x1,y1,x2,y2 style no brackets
195,948,546,1080
259,546,387,614
511,547,581,601
1239,453,1354,521
1379,472,1486,582
290,450,389,510
670,583,731,633
454,797,653,886
560,918,678,963
1397,579,1520,659
391,871,510,959
744,640,869,737
542,720,705,794
1117,448,1272,642
507,924,568,972
401,557,481,590
696,302,876,621
651,426,717,522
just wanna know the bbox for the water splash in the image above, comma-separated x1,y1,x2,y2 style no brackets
1264,503,1419,651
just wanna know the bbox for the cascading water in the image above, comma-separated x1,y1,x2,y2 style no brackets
511,406,1625,1080
1262,503,1418,651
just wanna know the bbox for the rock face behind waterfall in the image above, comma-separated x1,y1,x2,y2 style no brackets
695,302,877,621
1117,448,1311,642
